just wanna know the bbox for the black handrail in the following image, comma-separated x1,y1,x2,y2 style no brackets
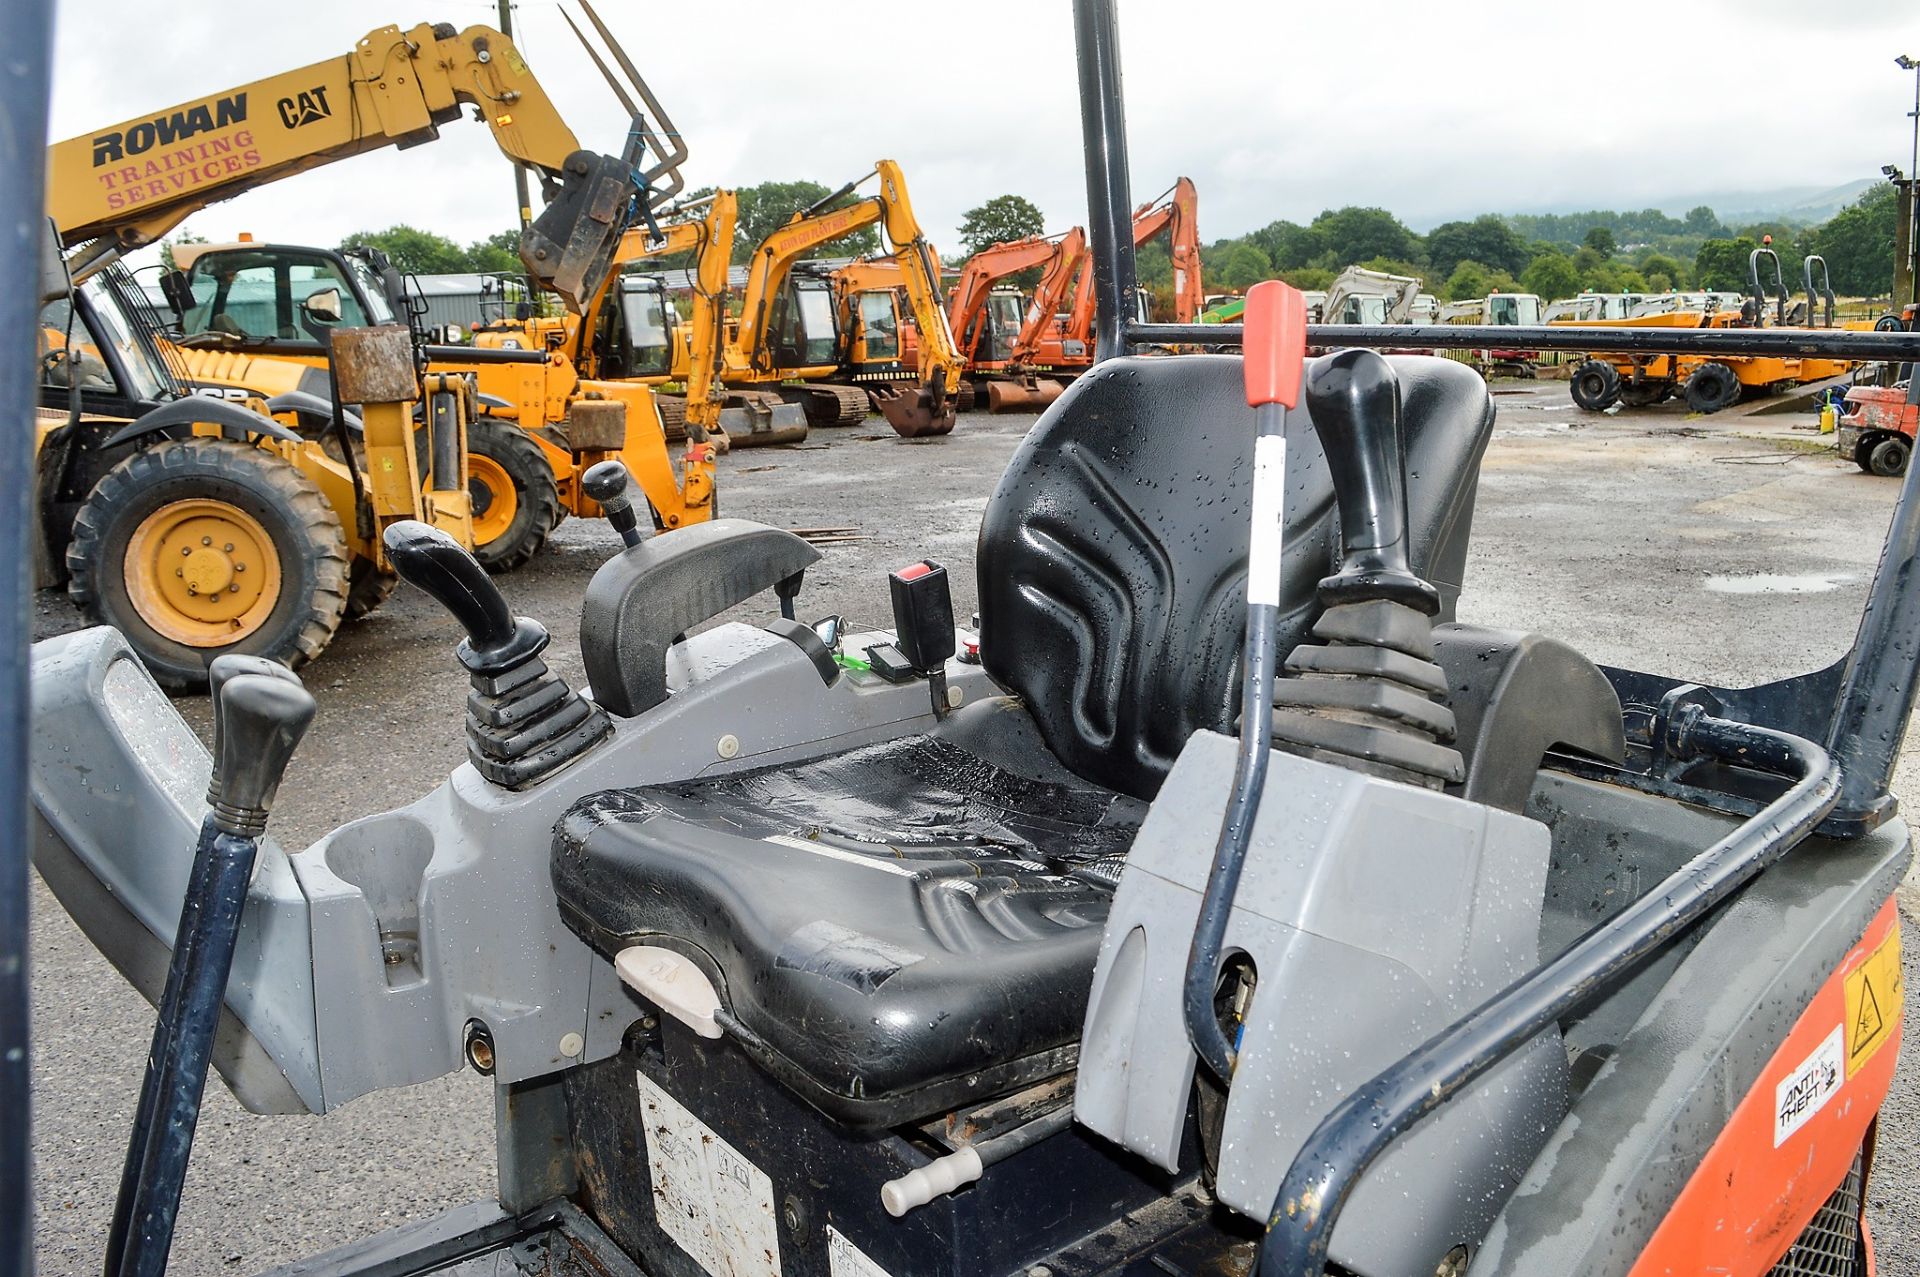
1130,321,1920,362
0,8,53,1274
1256,714,1839,1276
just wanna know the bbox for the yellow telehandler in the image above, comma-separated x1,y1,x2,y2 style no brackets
41,15,671,684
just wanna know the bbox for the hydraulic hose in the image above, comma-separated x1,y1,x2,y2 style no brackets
1255,714,1840,1277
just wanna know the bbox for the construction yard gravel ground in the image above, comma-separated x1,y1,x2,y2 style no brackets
26,381,1920,1272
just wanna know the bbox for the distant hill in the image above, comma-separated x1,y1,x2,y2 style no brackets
1410,178,1880,233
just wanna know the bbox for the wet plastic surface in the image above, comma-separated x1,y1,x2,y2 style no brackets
553,699,1143,1125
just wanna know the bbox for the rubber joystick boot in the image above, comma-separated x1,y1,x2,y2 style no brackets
1269,350,1465,788
384,520,610,788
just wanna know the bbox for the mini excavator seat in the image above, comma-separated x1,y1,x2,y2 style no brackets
551,351,1510,1127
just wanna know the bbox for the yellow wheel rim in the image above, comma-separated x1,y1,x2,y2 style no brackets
468,454,519,547
124,499,282,648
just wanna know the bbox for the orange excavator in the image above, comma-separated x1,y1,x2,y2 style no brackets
1022,177,1201,395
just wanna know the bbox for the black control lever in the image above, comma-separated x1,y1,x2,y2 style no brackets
383,520,547,676
582,460,644,549
1306,348,1437,614
383,521,610,787
107,664,316,1277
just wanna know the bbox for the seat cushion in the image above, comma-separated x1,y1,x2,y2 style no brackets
978,352,1493,801
552,698,1146,1127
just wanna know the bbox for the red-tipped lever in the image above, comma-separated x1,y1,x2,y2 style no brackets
1242,279,1308,409
1182,276,1310,1088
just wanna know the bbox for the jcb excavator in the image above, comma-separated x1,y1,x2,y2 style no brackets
474,189,811,451
725,161,965,438
141,5,716,571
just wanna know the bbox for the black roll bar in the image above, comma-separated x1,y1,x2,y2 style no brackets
1069,0,1920,1267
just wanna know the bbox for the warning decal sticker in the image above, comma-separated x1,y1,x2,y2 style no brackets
1773,1025,1845,1147
1844,925,1903,1078
827,1227,896,1277
637,1072,782,1277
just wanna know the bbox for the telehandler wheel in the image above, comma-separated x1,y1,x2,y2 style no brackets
345,558,399,619
1684,362,1742,414
1569,360,1621,411
466,416,560,574
1867,434,1910,477
66,439,348,691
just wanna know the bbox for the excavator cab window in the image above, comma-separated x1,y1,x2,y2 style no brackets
63,277,168,402
617,276,675,379
856,290,900,362
770,277,839,368
985,290,1025,362
179,250,388,346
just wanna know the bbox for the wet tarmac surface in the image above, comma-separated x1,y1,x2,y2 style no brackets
26,382,1920,1272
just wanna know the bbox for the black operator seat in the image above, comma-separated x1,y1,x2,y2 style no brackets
552,353,1498,1129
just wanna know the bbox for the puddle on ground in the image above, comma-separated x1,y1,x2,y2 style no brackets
1703,572,1853,595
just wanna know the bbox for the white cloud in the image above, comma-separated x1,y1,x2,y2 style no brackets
48,0,1920,258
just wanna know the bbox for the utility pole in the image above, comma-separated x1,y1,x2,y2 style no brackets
500,0,533,235
1900,56,1920,309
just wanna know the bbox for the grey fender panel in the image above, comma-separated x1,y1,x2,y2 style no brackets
1470,774,1911,1276
28,628,319,1113
31,622,996,1113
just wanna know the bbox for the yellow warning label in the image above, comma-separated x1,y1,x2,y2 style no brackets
1844,924,1903,1077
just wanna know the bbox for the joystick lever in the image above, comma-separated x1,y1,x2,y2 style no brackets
384,521,610,788
1307,348,1437,613
1269,348,1464,788
583,460,644,549
107,661,316,1277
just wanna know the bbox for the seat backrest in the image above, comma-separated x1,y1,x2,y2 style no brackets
977,353,1492,800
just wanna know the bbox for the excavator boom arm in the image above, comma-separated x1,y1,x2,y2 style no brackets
1009,227,1088,365
946,233,1066,360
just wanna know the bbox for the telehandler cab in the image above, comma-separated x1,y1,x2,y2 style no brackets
15,4,1920,1277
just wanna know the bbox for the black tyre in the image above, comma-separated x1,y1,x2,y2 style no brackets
1570,360,1621,412
345,557,398,619
67,439,348,691
1684,362,1742,414
1618,380,1672,408
1876,313,1906,333
1867,434,1910,477
466,416,560,573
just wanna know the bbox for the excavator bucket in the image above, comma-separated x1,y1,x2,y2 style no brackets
872,385,957,438
987,375,1066,413
521,150,635,312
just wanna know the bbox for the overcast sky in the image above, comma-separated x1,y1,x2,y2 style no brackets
48,0,1920,259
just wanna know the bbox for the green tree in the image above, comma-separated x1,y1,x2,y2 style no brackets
733,179,880,264
1252,219,1326,271
1693,236,1760,291
1278,266,1335,292
1426,215,1529,279
1310,206,1421,267
1521,251,1582,302
957,194,1046,258
158,229,207,273
1443,259,1517,301
1808,182,1900,296
464,229,522,274
1201,239,1272,291
1582,226,1617,257
1636,252,1686,289
340,224,469,274
1684,205,1724,236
